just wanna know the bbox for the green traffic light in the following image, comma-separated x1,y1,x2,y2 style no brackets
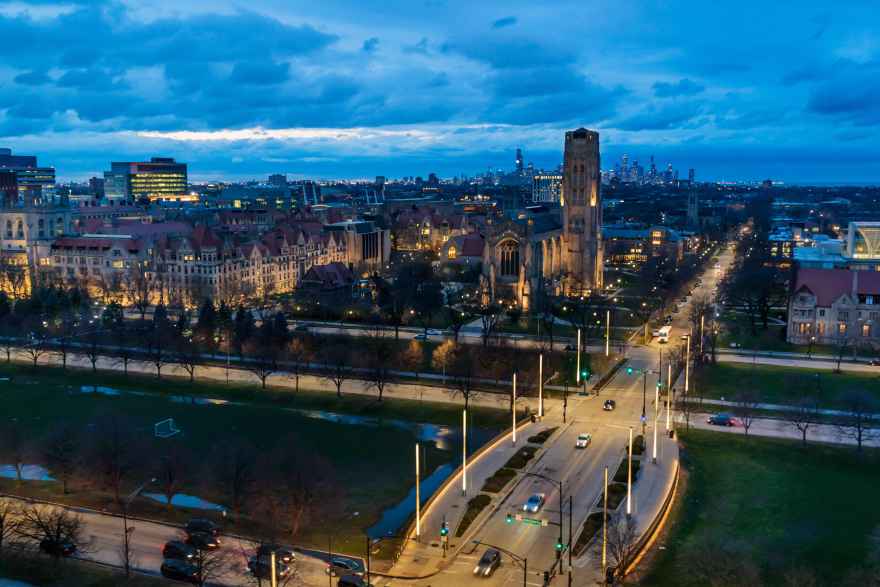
555,541,563,551
626,367,633,375
505,513,513,524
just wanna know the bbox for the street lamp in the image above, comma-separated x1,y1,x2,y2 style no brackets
471,540,528,587
684,334,692,394
122,477,156,578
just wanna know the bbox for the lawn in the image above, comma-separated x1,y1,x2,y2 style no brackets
693,362,880,409
644,430,880,586
0,362,505,554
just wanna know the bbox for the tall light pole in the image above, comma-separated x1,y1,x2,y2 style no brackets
652,378,659,464
122,477,156,578
605,309,611,357
641,370,648,437
684,334,691,394
602,465,608,575
415,443,421,540
700,314,705,356
270,550,278,587
538,353,544,418
462,409,468,495
575,329,582,384
512,372,517,446
666,382,672,432
626,427,633,517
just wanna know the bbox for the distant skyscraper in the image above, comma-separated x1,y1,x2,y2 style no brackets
0,148,56,206
104,157,188,202
532,173,563,203
687,185,699,229
515,148,524,174
688,168,695,184
562,128,603,293
268,173,287,188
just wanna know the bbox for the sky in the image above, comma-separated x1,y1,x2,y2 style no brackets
0,0,879,183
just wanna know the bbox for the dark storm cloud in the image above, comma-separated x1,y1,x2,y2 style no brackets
652,78,705,98
615,102,703,131
806,61,880,126
492,16,517,29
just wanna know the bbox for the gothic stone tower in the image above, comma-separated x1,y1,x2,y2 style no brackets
562,128,603,295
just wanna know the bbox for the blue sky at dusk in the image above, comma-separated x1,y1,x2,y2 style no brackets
0,0,878,183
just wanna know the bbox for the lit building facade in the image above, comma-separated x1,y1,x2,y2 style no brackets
104,157,189,202
531,173,563,204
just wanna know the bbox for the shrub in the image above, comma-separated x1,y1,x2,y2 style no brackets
614,458,641,483
503,446,538,470
455,493,491,537
527,427,558,444
596,483,627,511
627,434,645,456
482,467,516,493
574,511,611,556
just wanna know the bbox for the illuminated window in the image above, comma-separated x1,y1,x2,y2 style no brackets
862,324,871,337
448,246,457,260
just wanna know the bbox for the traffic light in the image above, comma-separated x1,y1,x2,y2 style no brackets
440,522,448,536
555,540,563,551
505,513,513,524
581,369,590,379
626,367,633,375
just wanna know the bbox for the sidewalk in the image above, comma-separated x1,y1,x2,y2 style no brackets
685,397,869,419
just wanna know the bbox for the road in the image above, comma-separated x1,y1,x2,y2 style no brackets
0,495,358,586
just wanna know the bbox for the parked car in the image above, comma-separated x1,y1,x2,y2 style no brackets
707,413,735,427
603,399,616,411
248,556,291,579
161,558,199,583
186,531,220,550
664,315,673,324
413,333,428,341
338,575,371,587
575,433,592,449
163,540,196,561
256,543,295,564
870,359,880,366
426,329,442,336
185,518,220,537
473,548,501,577
39,538,76,557
522,493,546,513
326,557,363,577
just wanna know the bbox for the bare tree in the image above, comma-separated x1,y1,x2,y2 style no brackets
175,336,201,383
364,328,393,401
15,505,89,560
285,337,311,393
835,390,879,452
155,445,191,511
191,540,233,587
0,498,20,551
43,425,81,494
835,338,852,373
674,389,693,430
90,415,143,505
213,439,259,519
0,420,29,484
22,330,50,368
734,388,761,436
123,263,155,320
446,342,481,410
786,394,820,447
319,344,352,398
605,513,639,582
83,328,103,373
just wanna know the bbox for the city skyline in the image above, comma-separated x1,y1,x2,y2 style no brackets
0,1,878,183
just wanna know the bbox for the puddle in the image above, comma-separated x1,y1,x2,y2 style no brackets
142,492,225,511
0,464,54,481
367,463,456,538
78,385,120,396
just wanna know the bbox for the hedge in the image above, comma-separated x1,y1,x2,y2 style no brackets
482,467,517,493
455,493,492,537
596,483,627,511
573,511,611,556
527,427,559,444
503,445,538,470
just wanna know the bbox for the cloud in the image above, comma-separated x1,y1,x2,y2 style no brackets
806,60,880,126
442,36,575,69
652,78,705,98
362,37,379,53
13,70,51,85
615,102,703,131
228,61,290,86
492,16,517,29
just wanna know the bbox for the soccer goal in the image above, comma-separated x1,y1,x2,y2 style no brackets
154,418,181,439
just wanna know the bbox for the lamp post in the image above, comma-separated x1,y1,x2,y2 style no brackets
641,370,648,437
605,309,611,357
462,409,468,495
684,334,691,394
700,314,705,356
471,540,527,587
602,465,608,577
652,378,659,464
415,443,421,541
626,427,633,517
575,329,581,384
122,477,156,578
512,372,517,446
538,353,544,418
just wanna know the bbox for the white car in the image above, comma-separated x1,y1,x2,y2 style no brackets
575,433,592,449
522,493,546,513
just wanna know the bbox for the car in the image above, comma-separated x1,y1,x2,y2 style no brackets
564,344,576,352
413,333,428,341
870,359,880,366
603,399,616,411
185,518,220,537
248,555,291,579
325,557,363,577
161,558,199,583
39,538,76,557
680,334,690,341
426,328,442,336
473,548,501,577
707,413,735,427
163,540,196,561
664,315,673,324
186,531,220,550
338,575,372,587
293,324,310,332
256,543,295,564
522,493,546,513
575,433,592,449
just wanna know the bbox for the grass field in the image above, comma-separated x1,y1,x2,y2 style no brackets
644,430,880,586
693,362,880,409
0,362,504,553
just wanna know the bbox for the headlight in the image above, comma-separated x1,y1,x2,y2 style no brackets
474,566,481,574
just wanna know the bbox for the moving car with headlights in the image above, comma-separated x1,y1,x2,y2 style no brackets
163,540,196,561
707,413,736,426
473,548,501,577
522,493,546,513
186,531,220,550
248,555,292,579
575,433,592,449
256,543,295,564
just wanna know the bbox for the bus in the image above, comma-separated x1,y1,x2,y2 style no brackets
656,325,672,343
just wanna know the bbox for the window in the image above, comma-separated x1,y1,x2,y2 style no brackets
447,246,457,260
838,323,847,336
862,323,871,337
838,311,849,321
818,309,826,317
499,240,519,277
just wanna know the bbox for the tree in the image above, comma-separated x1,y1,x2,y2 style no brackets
191,540,232,587
786,393,820,447
213,439,258,519
123,262,155,320
605,513,638,582
432,339,456,381
285,337,311,394
83,328,103,373
319,344,352,398
399,339,424,377
90,415,143,505
0,498,20,551
835,390,879,452
674,388,693,430
43,425,81,494
22,326,50,369
145,304,175,379
245,320,284,389
16,505,88,560
446,343,480,409
477,303,501,347
155,445,191,511
175,335,202,383
0,420,29,484
233,306,257,356
364,328,394,401
734,388,761,437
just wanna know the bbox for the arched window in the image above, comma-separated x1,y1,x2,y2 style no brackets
499,240,519,277
448,246,457,260
16,220,23,239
